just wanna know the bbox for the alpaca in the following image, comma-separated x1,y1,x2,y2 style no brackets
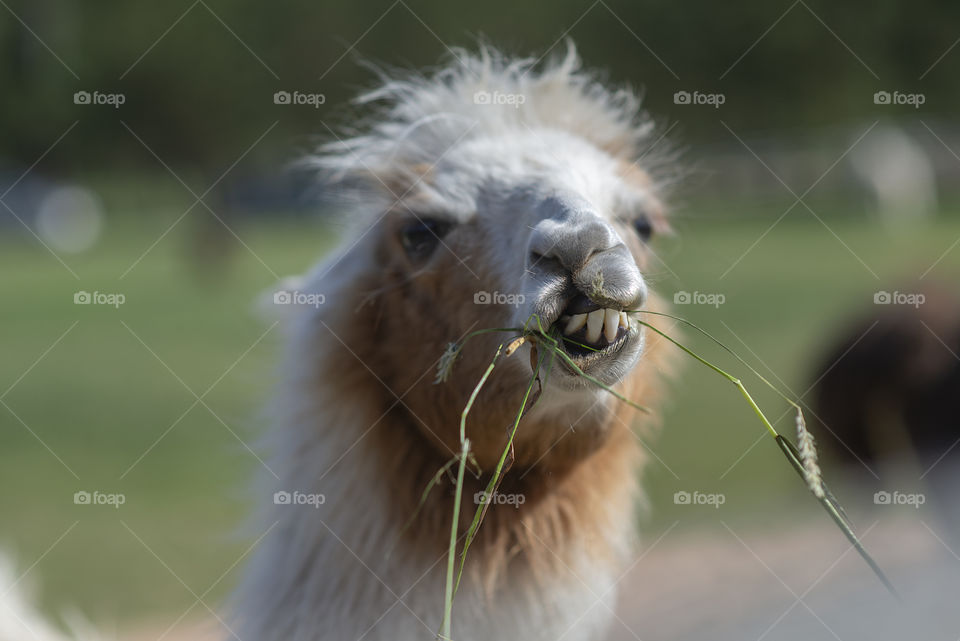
231,46,673,641
811,284,960,538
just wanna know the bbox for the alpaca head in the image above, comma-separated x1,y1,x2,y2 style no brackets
311,46,670,473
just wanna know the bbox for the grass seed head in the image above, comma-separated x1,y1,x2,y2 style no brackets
435,342,461,384
505,336,527,357
795,410,824,498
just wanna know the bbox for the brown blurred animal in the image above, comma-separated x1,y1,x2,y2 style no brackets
812,285,960,470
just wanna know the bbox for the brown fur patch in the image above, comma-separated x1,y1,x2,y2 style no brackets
317,246,674,596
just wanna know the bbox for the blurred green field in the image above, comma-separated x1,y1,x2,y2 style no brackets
2,204,958,624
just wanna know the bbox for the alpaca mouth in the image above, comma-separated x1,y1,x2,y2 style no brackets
549,294,636,368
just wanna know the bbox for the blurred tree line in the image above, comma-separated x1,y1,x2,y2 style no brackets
1,0,958,176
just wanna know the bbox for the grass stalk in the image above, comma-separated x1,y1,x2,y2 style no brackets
452,343,546,595
440,436,469,641
633,314,895,597
439,343,504,639
434,310,897,636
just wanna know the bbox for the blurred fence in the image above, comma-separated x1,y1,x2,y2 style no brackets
687,117,960,218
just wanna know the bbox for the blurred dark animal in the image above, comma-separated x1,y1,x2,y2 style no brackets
811,284,960,530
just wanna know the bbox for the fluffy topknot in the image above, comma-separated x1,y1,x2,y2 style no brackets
313,44,656,185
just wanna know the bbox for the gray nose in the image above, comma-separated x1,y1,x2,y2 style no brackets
528,196,647,309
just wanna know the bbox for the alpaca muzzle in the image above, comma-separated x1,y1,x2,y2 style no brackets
527,195,647,314
524,198,648,375
531,263,647,379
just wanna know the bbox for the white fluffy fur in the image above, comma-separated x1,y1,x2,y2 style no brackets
311,43,663,223
0,555,100,641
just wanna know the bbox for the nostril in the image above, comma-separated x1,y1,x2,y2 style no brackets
529,216,621,275
529,250,558,269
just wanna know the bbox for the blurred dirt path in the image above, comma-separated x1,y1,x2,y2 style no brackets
607,513,960,641
117,513,959,641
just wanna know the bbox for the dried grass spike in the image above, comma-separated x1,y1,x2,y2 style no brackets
795,410,824,498
435,342,460,384
505,336,526,356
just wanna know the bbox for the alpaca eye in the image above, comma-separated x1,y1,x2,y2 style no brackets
633,215,653,242
399,218,451,261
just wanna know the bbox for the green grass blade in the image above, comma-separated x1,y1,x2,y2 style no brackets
635,310,800,410
638,316,895,596
452,344,547,597
776,436,899,599
439,343,505,639
440,437,470,640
